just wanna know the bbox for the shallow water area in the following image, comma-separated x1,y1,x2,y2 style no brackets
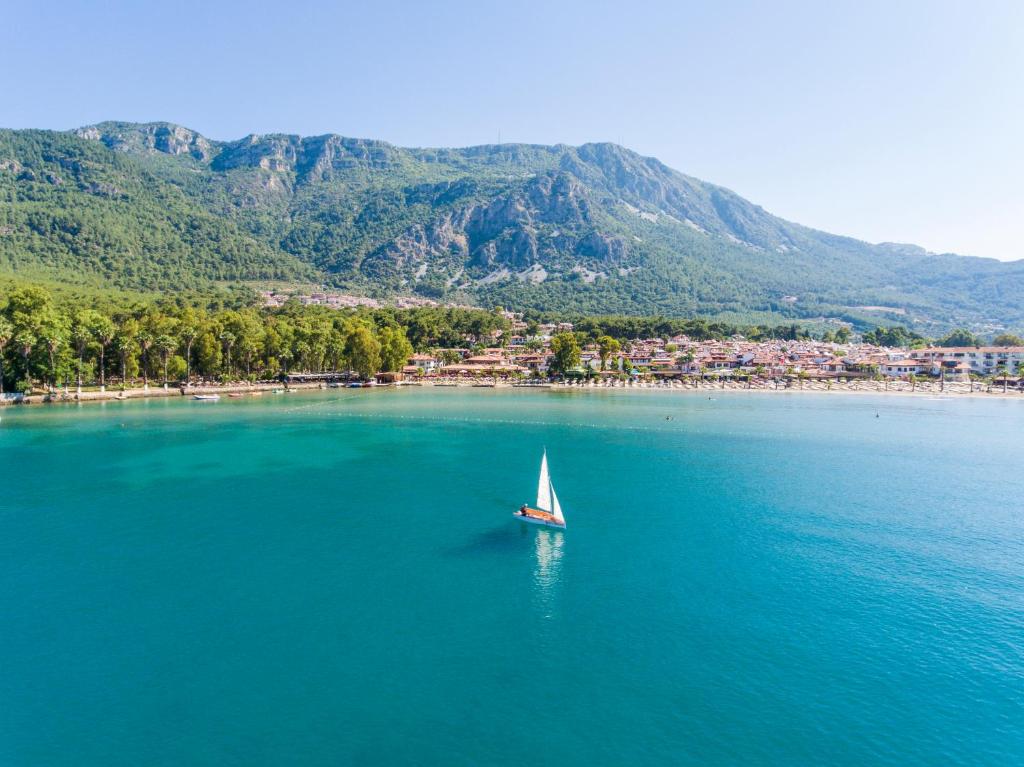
1,388,1022,765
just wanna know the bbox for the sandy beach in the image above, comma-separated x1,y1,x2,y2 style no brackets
5,374,1020,408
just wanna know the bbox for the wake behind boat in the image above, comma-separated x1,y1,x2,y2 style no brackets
515,450,567,529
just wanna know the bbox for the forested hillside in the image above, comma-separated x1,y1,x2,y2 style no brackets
1,122,1021,332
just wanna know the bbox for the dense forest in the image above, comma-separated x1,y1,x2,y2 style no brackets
2,123,1022,333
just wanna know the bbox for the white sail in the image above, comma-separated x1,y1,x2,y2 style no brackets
550,483,564,525
536,451,552,512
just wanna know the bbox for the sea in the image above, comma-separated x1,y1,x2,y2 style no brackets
1,388,1022,766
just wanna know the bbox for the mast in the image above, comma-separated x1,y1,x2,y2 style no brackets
536,451,552,512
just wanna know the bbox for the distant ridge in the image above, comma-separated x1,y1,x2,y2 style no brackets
0,120,1020,331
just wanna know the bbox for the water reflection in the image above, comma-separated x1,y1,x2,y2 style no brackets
532,529,564,616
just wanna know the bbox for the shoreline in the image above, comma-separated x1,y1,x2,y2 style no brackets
4,377,1022,408
1,381,326,407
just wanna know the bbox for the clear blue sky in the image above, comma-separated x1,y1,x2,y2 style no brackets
3,0,1022,260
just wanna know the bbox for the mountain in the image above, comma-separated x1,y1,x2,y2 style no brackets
1,121,1021,331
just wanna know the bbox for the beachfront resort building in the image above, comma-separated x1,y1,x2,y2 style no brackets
912,347,1024,376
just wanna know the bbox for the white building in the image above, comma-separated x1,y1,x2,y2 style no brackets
914,347,1024,376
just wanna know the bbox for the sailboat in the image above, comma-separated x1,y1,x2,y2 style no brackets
514,450,567,529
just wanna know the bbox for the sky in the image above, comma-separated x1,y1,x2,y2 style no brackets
3,0,1023,261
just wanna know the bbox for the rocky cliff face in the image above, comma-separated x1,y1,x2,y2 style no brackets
361,171,626,282
55,121,1023,328
210,133,406,181
77,122,214,161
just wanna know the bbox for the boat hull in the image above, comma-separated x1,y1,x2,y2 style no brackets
513,512,566,530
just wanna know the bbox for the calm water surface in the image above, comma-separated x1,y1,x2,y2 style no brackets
1,389,1022,766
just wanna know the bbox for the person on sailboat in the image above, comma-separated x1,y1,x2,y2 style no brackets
519,504,529,516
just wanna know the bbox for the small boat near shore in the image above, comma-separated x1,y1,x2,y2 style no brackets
514,450,567,529
193,394,221,401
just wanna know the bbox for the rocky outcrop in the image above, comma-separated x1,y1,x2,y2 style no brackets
575,231,626,263
210,133,406,180
77,122,213,161
362,170,626,280
211,134,299,172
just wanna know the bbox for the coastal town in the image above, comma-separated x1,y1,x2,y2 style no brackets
384,316,1024,393
4,284,1024,406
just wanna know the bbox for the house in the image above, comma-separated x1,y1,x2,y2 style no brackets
819,357,847,373
880,360,928,377
407,354,439,374
513,353,551,373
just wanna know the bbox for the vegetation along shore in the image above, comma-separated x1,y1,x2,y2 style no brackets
3,282,1023,407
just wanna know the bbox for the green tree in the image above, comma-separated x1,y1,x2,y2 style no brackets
378,326,414,372
39,317,68,392
7,286,58,387
596,335,620,370
345,323,381,379
219,331,236,377
155,334,177,385
87,313,116,391
549,332,581,376
992,333,1024,347
178,310,201,383
0,316,12,394
166,355,188,381
114,320,139,390
15,331,36,391
137,328,154,388
995,365,1010,393
936,328,981,348
71,310,100,391
195,331,222,377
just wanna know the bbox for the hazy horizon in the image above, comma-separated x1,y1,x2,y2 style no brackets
4,0,1022,261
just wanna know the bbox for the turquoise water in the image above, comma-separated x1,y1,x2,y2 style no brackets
1,389,1022,766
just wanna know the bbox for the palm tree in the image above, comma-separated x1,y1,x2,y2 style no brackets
40,326,64,394
220,331,236,377
72,319,91,394
0,316,12,394
179,323,199,384
996,365,1010,393
16,331,36,391
90,315,115,392
156,334,176,387
137,330,153,389
114,336,133,391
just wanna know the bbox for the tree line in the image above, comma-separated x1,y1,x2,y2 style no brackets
2,282,1018,394
0,286,509,393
